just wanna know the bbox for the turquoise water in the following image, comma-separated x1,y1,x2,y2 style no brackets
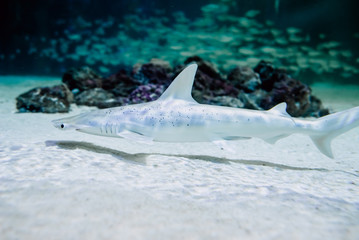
1,1,358,84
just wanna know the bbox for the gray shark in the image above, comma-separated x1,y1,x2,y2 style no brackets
52,64,359,158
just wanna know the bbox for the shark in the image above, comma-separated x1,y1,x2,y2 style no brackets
52,64,359,158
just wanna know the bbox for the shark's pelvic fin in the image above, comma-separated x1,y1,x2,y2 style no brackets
157,64,198,103
264,134,289,145
268,102,290,117
117,130,154,145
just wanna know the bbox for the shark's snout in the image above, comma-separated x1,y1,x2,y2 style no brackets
52,112,93,131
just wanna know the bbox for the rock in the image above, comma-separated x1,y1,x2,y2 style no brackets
127,84,165,104
149,58,172,72
96,97,130,109
207,96,244,108
227,66,261,92
75,88,115,107
16,84,73,113
238,90,267,110
103,69,137,96
15,58,329,117
304,96,330,117
102,69,132,90
132,62,173,85
268,77,312,117
183,56,239,98
253,60,329,117
184,56,222,79
111,83,137,97
62,66,103,92
253,60,287,91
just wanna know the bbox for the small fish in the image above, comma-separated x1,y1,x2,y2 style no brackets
53,64,359,158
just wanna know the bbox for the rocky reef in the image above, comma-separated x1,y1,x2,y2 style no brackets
16,57,329,117
16,84,73,113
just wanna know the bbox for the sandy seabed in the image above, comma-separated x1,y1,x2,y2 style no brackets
1,76,359,240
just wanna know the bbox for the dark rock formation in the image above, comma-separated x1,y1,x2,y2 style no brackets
228,66,261,93
238,89,268,110
104,69,138,96
253,60,329,117
15,57,330,117
132,60,173,86
304,96,330,117
102,69,134,90
207,96,245,108
184,56,239,101
62,66,103,91
75,88,115,107
16,84,73,113
254,60,284,91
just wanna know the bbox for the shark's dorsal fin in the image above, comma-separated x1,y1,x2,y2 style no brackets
157,64,198,103
268,102,290,117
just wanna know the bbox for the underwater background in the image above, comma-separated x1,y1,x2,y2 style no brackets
1,0,359,85
1,1,359,239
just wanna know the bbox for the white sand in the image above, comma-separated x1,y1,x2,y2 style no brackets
1,76,359,239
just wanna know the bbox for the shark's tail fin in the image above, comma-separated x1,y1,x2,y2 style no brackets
310,106,359,158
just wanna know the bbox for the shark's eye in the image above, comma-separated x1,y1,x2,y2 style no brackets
60,124,64,129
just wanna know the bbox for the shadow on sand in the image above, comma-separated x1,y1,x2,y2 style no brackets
45,140,330,172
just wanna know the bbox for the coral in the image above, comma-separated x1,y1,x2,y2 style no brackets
16,84,73,113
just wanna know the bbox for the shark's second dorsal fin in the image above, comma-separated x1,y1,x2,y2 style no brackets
268,102,290,117
157,64,198,103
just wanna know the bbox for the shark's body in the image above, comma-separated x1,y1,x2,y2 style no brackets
53,64,359,158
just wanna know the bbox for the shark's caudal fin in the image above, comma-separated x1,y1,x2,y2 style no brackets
157,64,198,103
310,106,359,158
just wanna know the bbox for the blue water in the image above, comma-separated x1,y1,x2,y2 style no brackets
1,0,358,84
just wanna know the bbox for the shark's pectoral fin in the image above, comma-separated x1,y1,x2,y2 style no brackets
223,136,251,141
117,130,154,145
208,133,237,153
263,134,289,144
